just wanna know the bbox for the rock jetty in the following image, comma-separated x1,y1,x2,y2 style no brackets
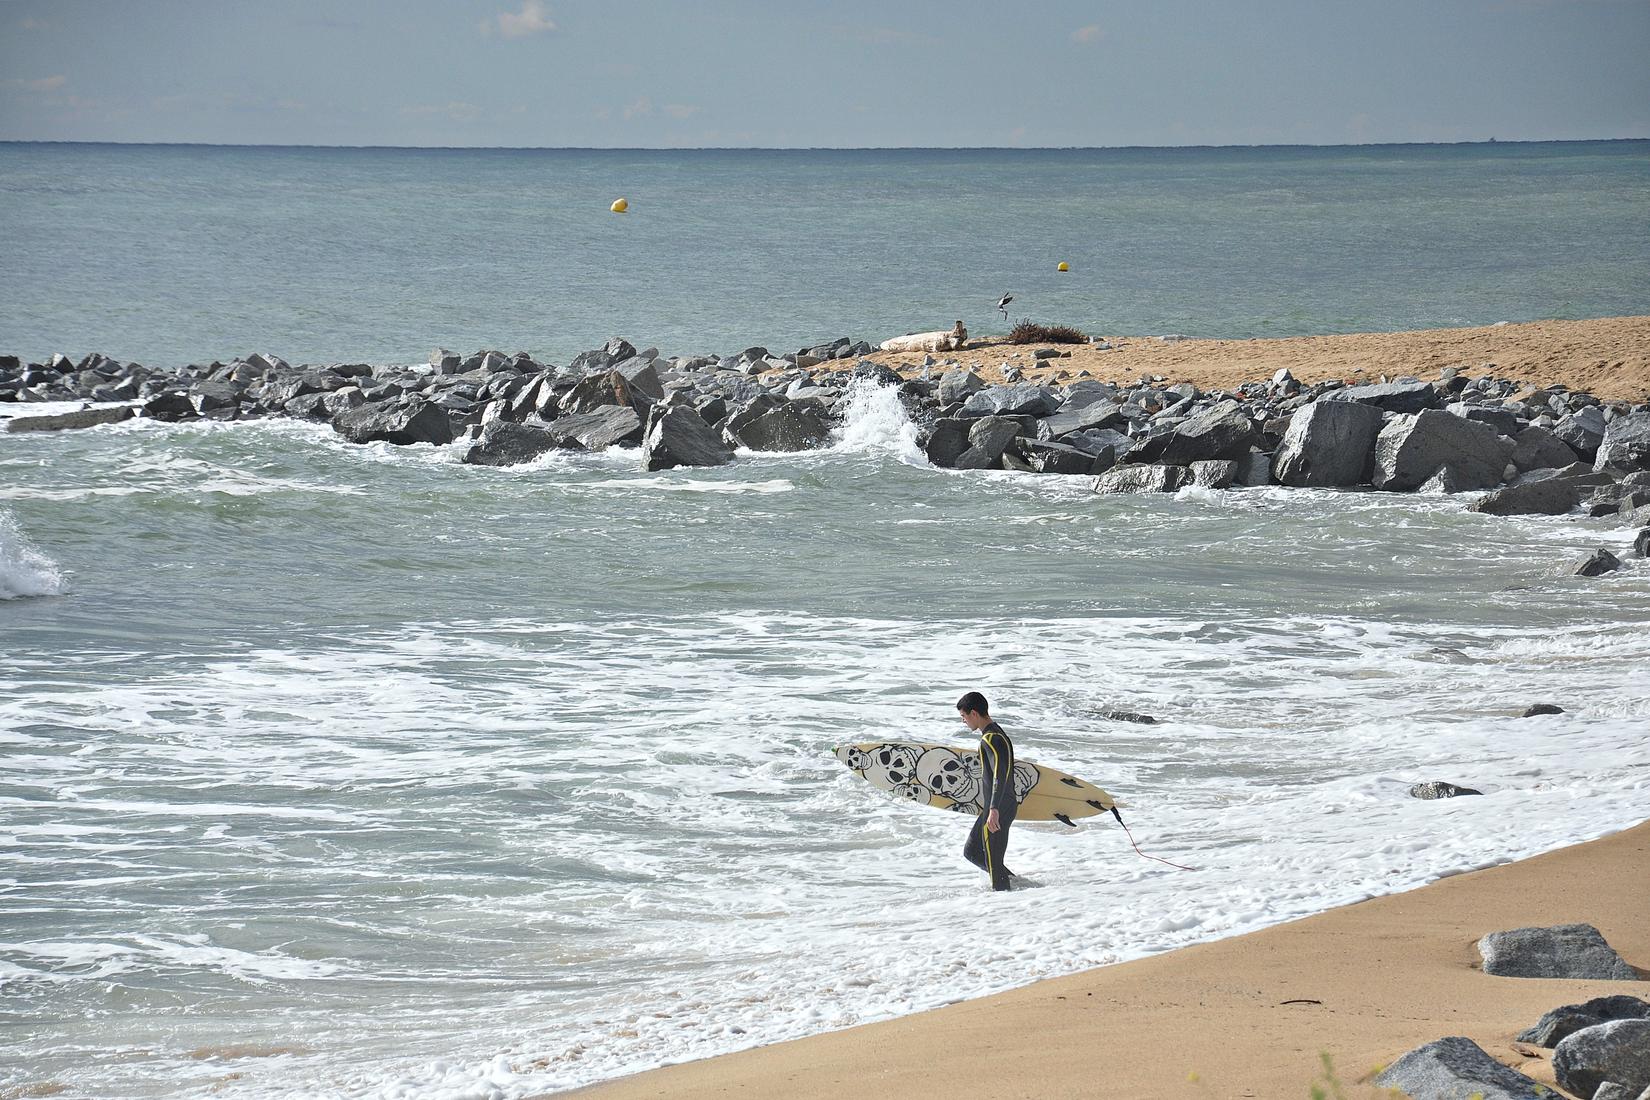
5,343,1650,542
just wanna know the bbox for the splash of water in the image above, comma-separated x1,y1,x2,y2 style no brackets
832,379,925,464
0,509,67,599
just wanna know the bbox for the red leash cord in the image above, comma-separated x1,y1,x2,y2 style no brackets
1114,809,1198,872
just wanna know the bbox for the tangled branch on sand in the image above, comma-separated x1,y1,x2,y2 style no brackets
1009,321,1089,345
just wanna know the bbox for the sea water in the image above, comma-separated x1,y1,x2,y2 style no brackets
3,141,1650,1098
2,141,1649,367
2,384,1648,1098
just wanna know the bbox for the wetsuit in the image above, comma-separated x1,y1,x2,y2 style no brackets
962,721,1017,891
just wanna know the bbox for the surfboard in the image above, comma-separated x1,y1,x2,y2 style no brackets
834,741,1117,826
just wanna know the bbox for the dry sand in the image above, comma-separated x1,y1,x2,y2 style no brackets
555,820,1649,1100
857,316,1650,403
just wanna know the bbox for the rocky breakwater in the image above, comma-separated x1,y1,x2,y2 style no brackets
6,346,1650,561
0,339,877,472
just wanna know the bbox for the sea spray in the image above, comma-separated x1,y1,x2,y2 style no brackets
0,510,66,599
833,379,924,464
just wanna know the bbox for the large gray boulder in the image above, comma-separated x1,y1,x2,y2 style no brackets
559,369,636,416
616,358,664,401
190,380,241,412
1447,401,1521,436
332,399,455,446
1373,410,1516,491
722,401,831,452
1039,400,1126,438
1020,439,1097,474
1188,460,1238,488
1095,463,1186,493
1469,479,1581,516
4,405,136,432
460,422,565,467
1512,424,1582,472
1374,1036,1553,1099
1575,548,1623,577
1235,451,1274,486
542,405,642,450
960,384,1060,418
1128,400,1258,465
1478,923,1638,980
953,415,1024,470
1596,411,1650,473
1519,996,1650,1048
142,391,198,421
1065,427,1134,462
1554,1020,1650,1100
1555,406,1608,461
922,417,971,467
936,369,984,405
1323,379,1441,414
1272,400,1384,486
642,406,733,471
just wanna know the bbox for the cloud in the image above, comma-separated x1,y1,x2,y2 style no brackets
622,96,653,120
487,0,556,39
21,17,50,31
5,74,67,92
1071,24,1103,44
663,103,700,120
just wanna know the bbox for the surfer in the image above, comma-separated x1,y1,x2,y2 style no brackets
956,692,1017,891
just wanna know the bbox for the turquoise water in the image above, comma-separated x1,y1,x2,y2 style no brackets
2,141,1648,366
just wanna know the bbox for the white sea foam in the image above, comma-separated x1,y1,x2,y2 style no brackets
832,379,925,464
578,477,796,494
0,509,67,598
4,608,1646,1099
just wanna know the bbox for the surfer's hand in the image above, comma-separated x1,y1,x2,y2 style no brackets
986,809,1000,833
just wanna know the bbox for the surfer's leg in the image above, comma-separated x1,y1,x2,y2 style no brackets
963,813,989,872
985,813,1015,891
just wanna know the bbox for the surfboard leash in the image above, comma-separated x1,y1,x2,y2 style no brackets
1112,807,1198,872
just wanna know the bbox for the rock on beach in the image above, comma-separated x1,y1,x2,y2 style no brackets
1375,1036,1554,1100
1477,923,1639,980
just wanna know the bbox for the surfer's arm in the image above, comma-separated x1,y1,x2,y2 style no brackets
983,732,1015,815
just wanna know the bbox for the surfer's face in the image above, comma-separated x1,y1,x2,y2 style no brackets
957,708,987,731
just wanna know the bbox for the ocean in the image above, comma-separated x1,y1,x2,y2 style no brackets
2,141,1648,367
2,142,1649,1099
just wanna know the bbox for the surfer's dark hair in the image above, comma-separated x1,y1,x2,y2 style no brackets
956,691,989,716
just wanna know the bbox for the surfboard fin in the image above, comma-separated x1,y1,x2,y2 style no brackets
1059,776,1082,787
1053,812,1076,828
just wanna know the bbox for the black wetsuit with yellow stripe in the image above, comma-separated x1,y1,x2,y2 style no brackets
962,721,1016,891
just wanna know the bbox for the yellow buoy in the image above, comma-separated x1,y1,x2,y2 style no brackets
610,198,629,213
1057,261,1069,272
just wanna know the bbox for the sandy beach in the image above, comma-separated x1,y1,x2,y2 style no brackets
860,316,1650,403
557,820,1649,1100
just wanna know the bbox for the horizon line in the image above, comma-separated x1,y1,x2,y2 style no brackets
2,136,1647,153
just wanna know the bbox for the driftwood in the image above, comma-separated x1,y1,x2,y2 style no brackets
879,321,967,354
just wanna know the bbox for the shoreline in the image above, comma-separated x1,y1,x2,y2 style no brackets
553,820,1650,1099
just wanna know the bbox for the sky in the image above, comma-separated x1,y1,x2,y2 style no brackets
2,0,1649,147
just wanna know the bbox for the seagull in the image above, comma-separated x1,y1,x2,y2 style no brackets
996,292,1014,321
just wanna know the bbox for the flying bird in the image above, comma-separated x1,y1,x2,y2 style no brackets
996,292,1014,321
